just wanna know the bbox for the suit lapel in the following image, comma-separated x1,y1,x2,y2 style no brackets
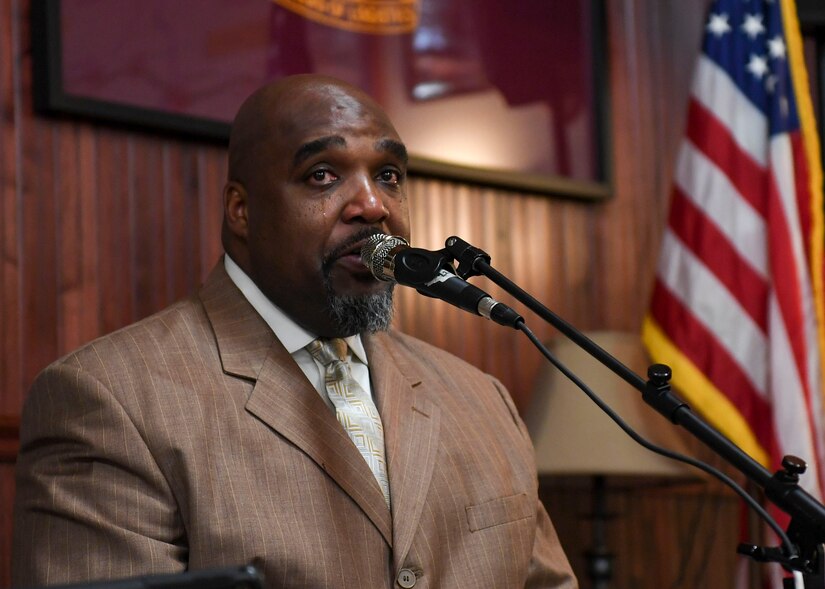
366,333,441,571
199,262,392,545
246,348,393,545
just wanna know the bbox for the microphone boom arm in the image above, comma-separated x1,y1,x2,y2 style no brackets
443,235,825,583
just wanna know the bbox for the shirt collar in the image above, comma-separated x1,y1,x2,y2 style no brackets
223,255,369,364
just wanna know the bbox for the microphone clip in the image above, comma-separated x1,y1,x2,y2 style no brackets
392,247,458,288
444,236,491,279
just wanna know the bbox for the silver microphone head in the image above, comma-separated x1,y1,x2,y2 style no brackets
360,234,410,281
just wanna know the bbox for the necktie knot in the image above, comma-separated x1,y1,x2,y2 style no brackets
306,338,348,366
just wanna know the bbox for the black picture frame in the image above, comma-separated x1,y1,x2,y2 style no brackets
31,0,611,200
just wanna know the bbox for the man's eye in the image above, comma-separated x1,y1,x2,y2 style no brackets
378,169,402,185
308,169,338,185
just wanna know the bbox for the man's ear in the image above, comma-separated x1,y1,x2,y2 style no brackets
223,181,249,239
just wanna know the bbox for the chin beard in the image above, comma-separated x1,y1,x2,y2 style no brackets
324,279,395,335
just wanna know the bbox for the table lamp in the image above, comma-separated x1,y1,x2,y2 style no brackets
524,331,699,588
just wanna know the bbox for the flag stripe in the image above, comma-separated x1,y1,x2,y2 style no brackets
685,98,770,218
642,316,770,465
656,229,767,393
667,185,769,329
768,295,823,494
674,140,768,277
692,54,767,167
767,134,825,492
648,279,774,437
768,136,814,401
791,133,814,269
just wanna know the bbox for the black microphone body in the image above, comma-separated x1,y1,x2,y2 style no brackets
361,235,523,328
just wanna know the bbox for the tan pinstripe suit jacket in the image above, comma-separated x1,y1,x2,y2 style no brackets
12,262,576,589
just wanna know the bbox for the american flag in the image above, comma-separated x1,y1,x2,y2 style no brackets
642,0,825,523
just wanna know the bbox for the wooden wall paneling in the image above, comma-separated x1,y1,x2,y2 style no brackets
14,0,60,395
97,130,135,335
398,178,450,346
198,148,228,278
1,0,22,417
0,417,18,589
19,115,59,400
452,184,490,372
130,135,167,319
0,1,21,574
397,178,551,409
501,191,549,401
77,125,102,343
163,144,192,302
168,142,220,298
514,195,562,405
448,183,485,366
542,480,741,589
56,122,101,354
0,463,16,589
628,487,740,588
562,201,599,329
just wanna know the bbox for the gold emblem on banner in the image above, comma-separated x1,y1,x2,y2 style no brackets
272,0,419,35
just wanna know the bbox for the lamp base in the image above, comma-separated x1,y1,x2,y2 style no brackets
585,475,615,589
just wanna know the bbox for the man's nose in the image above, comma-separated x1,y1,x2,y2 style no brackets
342,178,389,224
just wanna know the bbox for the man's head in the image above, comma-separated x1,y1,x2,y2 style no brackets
222,74,410,337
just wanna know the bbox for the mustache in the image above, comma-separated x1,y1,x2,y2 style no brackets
321,227,386,274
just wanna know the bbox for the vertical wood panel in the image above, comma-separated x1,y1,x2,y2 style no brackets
97,130,134,334
130,136,166,318
0,0,21,419
198,149,227,274
0,0,736,586
541,479,741,588
0,462,15,589
56,122,100,353
164,145,198,300
19,109,58,401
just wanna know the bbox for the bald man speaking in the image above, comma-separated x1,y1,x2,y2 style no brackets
12,75,576,589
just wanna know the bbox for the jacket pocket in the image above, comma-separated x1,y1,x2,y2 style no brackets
465,492,533,532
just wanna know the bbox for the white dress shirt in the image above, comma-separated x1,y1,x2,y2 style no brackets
223,255,373,410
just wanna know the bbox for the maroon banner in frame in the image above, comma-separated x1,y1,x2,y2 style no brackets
33,0,609,198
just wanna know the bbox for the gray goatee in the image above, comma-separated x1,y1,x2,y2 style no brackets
321,228,396,335
324,279,395,335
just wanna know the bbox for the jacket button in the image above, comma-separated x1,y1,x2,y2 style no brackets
397,568,416,588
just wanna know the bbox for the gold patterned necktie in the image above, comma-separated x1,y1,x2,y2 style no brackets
306,338,391,508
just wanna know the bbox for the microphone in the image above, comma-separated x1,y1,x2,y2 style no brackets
360,234,523,328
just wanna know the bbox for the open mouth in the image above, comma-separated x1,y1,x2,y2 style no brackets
323,230,386,276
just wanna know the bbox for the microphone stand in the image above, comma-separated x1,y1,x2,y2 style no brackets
442,236,825,588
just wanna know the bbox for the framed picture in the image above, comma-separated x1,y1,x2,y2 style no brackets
32,0,610,199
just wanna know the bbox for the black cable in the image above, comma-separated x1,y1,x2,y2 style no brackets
516,321,797,558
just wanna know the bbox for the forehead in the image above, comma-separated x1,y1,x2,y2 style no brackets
271,86,402,157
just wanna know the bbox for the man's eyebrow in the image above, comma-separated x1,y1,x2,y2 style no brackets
376,139,408,165
292,136,347,169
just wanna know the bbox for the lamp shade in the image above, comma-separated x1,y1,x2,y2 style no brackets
524,331,696,478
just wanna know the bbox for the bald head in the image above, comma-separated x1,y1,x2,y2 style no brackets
227,74,397,186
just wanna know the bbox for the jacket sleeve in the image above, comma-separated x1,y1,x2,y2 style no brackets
12,362,186,588
525,499,578,588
